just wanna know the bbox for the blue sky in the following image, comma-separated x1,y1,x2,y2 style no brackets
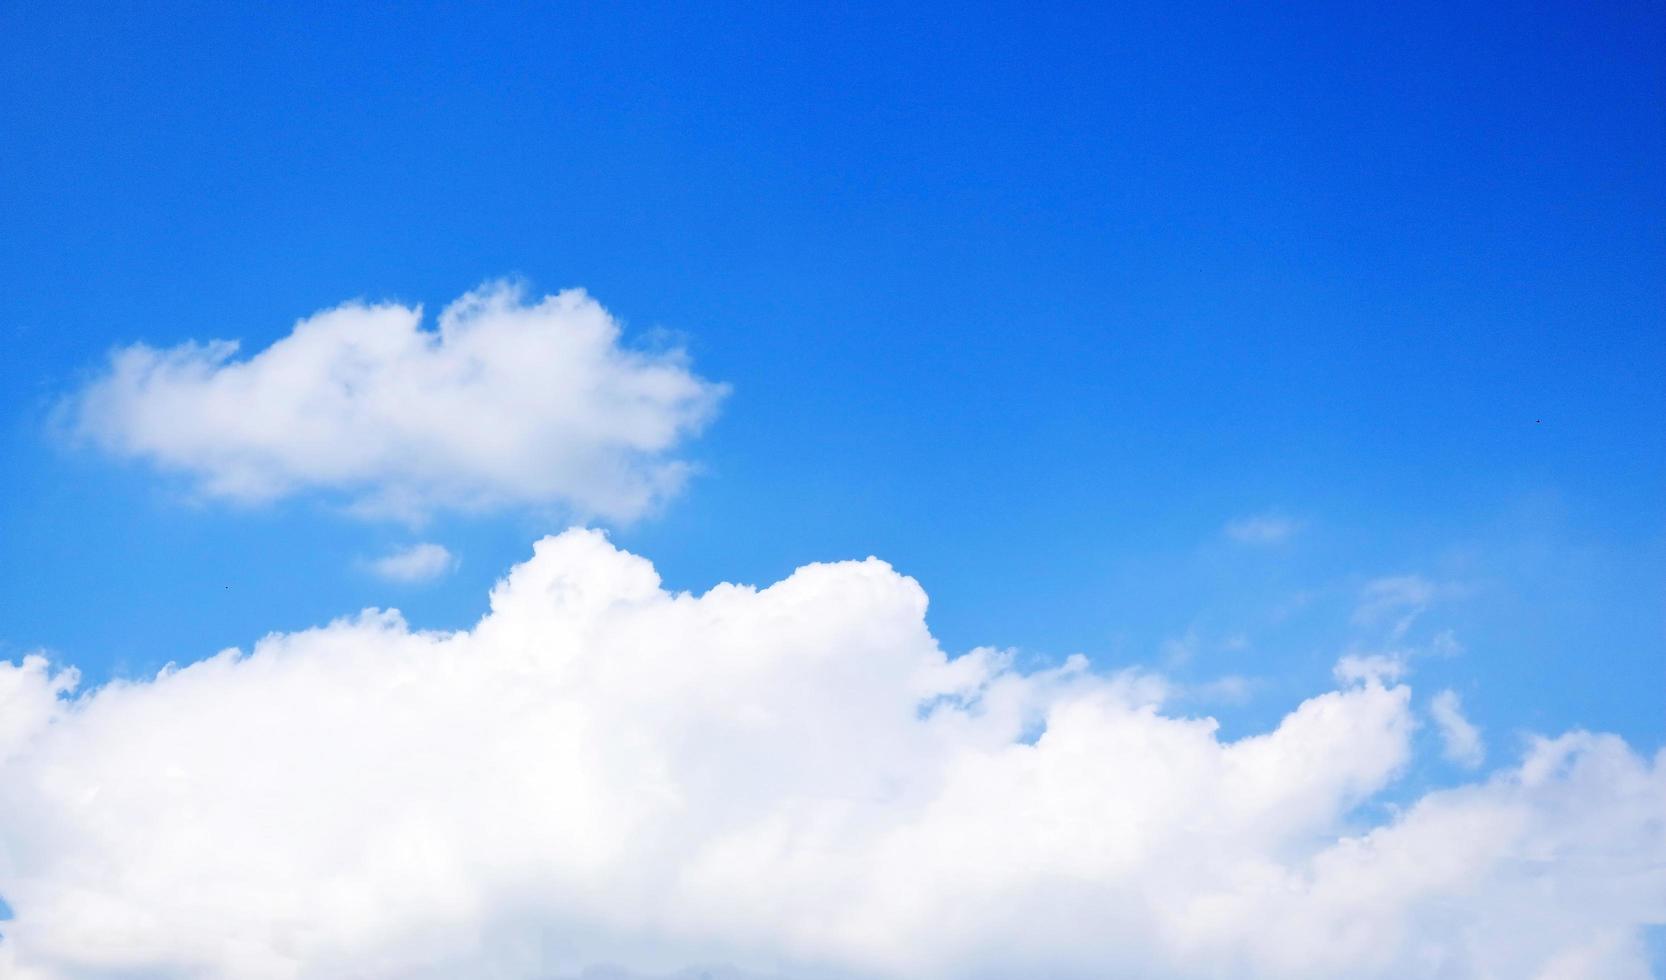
1,3,1664,976
5,0,1660,749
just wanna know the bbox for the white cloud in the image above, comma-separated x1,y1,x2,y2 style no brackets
1334,652,1408,686
1428,629,1465,658
1353,574,1461,639
1354,574,1435,618
368,542,456,583
0,532,1659,979
1430,689,1485,769
63,281,728,522
1224,513,1299,546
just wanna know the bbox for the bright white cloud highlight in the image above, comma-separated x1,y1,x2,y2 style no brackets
64,282,728,521
0,532,1660,979
1431,689,1485,769
368,542,456,583
1224,513,1298,545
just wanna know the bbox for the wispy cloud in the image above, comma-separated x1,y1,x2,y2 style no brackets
1427,629,1465,658
1188,673,1257,705
1160,628,1200,667
1224,513,1300,545
61,280,728,523
1430,689,1485,768
368,542,456,583
1160,629,1249,670
1353,574,1461,639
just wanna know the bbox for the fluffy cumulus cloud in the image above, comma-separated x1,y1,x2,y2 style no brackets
0,532,1661,979
63,282,728,521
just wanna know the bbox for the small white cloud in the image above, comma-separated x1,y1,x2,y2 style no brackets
62,280,728,522
1224,513,1299,545
1428,629,1465,658
1430,689,1485,769
368,542,456,583
1334,652,1409,686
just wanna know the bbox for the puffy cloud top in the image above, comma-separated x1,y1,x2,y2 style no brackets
64,282,728,521
0,532,1661,978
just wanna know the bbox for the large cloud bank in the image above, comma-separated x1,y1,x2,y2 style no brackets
1,531,1661,979
64,283,727,521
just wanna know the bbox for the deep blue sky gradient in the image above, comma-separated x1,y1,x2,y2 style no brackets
2,1,1662,759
